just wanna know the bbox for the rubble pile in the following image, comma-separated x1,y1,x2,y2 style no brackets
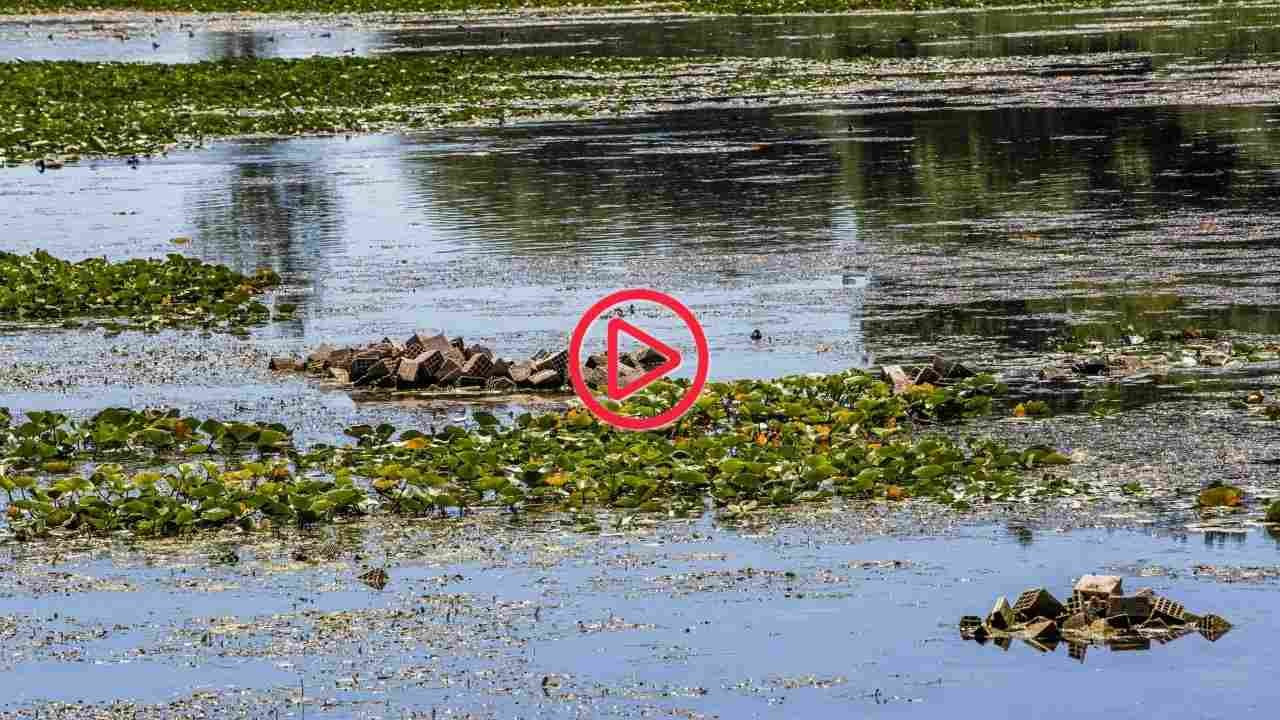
1038,334,1280,385
879,356,976,394
959,574,1232,661
267,331,669,393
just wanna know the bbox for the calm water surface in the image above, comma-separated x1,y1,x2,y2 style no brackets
3,3,1280,717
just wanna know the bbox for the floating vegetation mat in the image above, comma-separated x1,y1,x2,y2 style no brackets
959,574,1233,662
0,51,1129,163
0,250,280,332
0,370,1079,541
0,0,1029,16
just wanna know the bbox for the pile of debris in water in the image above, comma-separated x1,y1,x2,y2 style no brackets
960,574,1232,662
879,356,976,394
1038,331,1280,385
267,331,668,392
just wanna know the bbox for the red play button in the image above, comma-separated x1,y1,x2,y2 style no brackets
569,288,710,432
605,317,681,401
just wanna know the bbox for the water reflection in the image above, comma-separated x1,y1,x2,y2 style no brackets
9,3,1280,64
4,6,1280,376
185,142,345,334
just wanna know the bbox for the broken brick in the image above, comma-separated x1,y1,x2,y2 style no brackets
461,353,493,380
528,369,561,389
1012,588,1065,622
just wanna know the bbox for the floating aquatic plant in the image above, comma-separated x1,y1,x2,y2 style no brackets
0,408,294,486
0,370,1077,541
0,251,279,330
0,0,1056,16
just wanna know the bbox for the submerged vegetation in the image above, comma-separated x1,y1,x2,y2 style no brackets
0,0,1051,16
0,370,1080,541
0,250,280,331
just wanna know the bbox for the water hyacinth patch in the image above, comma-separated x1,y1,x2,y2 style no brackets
0,370,1077,541
0,250,279,331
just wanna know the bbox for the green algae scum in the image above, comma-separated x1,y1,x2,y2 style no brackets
4,1,1280,718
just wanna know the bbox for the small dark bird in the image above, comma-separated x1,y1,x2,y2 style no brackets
152,41,160,50
127,155,140,168
750,329,763,342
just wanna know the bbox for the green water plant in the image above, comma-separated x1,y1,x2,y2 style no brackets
0,407,293,474
0,251,279,330
2,460,361,538
1,370,1074,541
0,0,1051,15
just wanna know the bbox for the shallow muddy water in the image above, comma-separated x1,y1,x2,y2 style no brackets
4,1,1280,716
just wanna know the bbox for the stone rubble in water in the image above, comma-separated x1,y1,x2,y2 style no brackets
1036,333,1280,385
879,355,976,395
267,331,670,392
959,574,1232,662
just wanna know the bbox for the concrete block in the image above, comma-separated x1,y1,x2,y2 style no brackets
987,596,1014,631
268,357,302,372
327,348,355,371
583,365,608,389
882,365,913,395
1062,612,1090,631
1067,641,1087,663
408,332,451,357
629,346,665,368
485,377,516,392
1012,588,1065,621
461,353,493,380
434,357,462,385
1107,595,1152,621
350,351,383,383
306,344,335,366
1107,637,1151,651
490,358,511,379
533,349,569,378
353,357,393,386
529,369,561,389
1151,596,1188,625
1197,614,1232,641
1024,618,1059,642
1074,575,1122,601
509,361,534,385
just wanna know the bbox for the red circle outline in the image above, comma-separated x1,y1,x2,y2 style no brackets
568,289,709,432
